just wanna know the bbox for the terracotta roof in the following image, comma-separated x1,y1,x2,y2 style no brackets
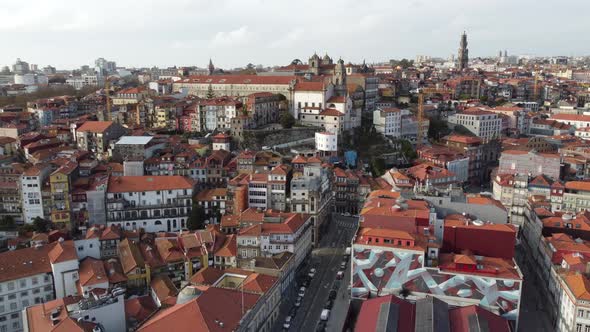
444,134,481,144
78,257,108,287
180,75,298,85
125,295,158,325
108,176,193,193
215,234,236,257
551,114,590,122
563,272,590,301
138,287,260,332
294,81,324,91
25,296,97,332
48,240,78,264
118,238,144,274
326,96,346,103
319,108,344,116
150,275,178,305
565,181,590,191
77,121,113,133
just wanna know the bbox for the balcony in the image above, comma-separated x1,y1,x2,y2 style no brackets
107,197,191,210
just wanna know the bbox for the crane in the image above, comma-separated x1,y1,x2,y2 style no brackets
104,78,112,121
416,87,454,147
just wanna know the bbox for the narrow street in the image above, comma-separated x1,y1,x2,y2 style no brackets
272,213,357,332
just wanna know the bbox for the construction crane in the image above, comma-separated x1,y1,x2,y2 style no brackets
417,87,454,147
104,78,112,121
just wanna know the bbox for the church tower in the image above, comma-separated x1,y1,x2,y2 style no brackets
457,31,469,71
208,58,215,75
308,53,321,75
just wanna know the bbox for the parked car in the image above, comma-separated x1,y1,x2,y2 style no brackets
283,316,292,329
308,268,316,278
320,309,330,321
316,321,327,332
295,297,302,307
329,290,337,300
340,261,347,269
298,286,306,297
336,271,344,280
324,299,334,309
343,212,351,217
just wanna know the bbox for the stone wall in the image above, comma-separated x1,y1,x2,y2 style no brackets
240,126,322,150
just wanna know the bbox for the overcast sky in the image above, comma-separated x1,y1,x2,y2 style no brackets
1,0,588,70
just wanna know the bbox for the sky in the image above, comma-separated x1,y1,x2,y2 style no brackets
1,0,589,70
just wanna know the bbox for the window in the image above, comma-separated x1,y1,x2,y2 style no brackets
579,309,584,318
577,324,583,332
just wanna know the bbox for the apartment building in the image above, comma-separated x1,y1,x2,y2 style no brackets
498,150,561,180
236,211,313,270
106,176,193,232
74,121,127,158
373,107,401,137
290,163,333,245
0,240,79,332
448,109,502,141
19,166,52,228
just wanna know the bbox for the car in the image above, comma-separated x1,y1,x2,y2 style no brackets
329,290,337,300
308,268,316,278
320,309,330,321
283,316,292,329
298,286,306,297
336,271,344,280
324,299,333,309
340,261,347,269
343,212,351,217
302,279,310,287
316,321,327,332
295,298,302,307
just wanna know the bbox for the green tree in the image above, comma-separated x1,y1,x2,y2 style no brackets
279,112,295,129
370,157,386,177
206,84,215,99
400,139,417,160
187,203,207,230
32,217,50,233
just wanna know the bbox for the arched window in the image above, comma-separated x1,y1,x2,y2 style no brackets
155,220,162,225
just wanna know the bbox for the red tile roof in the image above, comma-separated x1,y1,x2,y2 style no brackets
138,287,261,332
108,176,193,193
77,121,113,133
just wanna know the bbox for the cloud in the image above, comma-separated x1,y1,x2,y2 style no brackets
269,28,304,48
209,26,252,48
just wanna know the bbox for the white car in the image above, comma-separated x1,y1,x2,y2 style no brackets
283,316,292,329
298,286,306,297
308,268,316,278
343,212,351,217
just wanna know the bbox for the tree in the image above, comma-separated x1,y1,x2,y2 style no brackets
32,217,50,233
187,203,207,230
400,139,417,160
279,112,295,129
206,84,215,99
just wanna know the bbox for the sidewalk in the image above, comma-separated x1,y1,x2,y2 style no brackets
325,261,351,332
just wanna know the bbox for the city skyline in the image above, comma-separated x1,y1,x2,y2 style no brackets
1,0,589,70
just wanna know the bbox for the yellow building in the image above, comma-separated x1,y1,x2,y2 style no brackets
49,162,78,229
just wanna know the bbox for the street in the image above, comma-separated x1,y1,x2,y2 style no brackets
272,213,357,332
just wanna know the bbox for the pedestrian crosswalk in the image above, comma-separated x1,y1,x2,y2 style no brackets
334,220,358,229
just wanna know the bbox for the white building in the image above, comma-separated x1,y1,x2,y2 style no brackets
448,109,502,141
105,176,193,232
20,164,52,224
315,132,337,153
22,290,126,332
238,212,312,269
66,73,104,90
551,114,590,129
373,107,402,137
0,240,79,332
